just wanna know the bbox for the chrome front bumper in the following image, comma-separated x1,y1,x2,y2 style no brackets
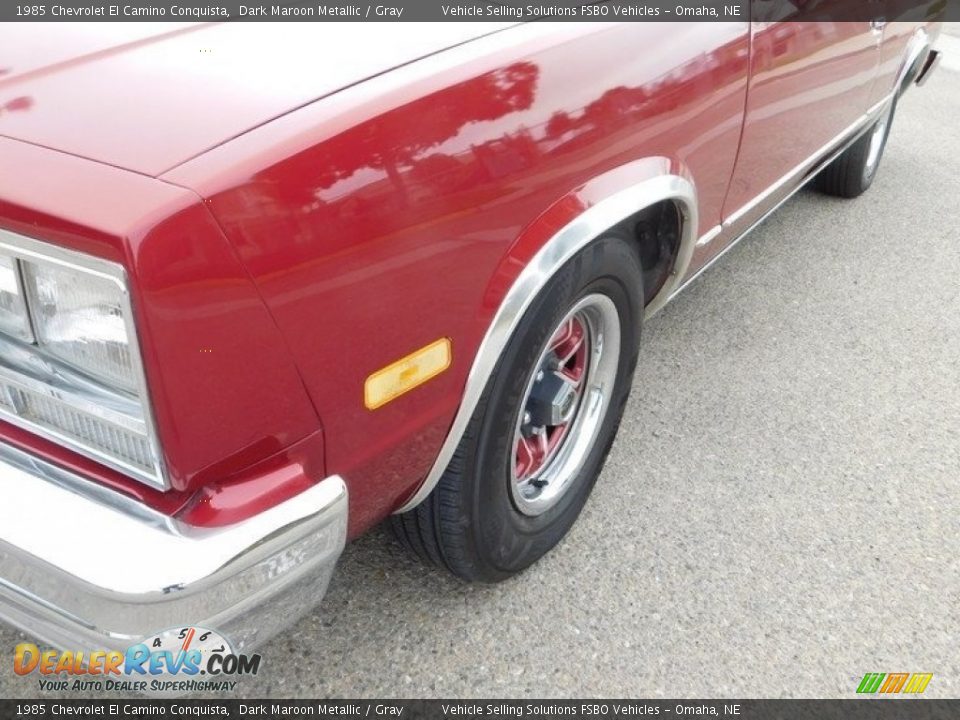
0,442,347,651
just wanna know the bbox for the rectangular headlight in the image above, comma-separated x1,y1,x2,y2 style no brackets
22,261,138,393
0,229,166,489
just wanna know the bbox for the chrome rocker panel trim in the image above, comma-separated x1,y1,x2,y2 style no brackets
0,442,347,651
396,173,697,513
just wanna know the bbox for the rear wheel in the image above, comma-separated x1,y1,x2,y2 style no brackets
816,101,895,198
390,235,643,582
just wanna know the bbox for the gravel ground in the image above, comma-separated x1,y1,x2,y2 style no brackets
2,25,958,701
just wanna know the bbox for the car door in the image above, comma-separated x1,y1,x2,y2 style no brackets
718,0,883,236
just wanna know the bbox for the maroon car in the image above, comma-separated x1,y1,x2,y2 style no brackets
0,15,942,651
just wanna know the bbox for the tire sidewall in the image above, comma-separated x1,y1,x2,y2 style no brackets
461,236,643,580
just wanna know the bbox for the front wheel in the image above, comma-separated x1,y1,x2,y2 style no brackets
391,235,644,582
816,100,895,199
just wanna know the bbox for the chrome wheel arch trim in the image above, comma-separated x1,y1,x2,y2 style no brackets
395,172,697,513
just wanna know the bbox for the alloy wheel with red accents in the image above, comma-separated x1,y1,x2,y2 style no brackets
512,315,588,482
510,293,621,516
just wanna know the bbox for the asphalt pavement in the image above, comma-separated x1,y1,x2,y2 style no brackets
2,24,958,700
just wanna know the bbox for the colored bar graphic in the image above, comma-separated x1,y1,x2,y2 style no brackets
857,672,933,694
856,673,885,693
903,673,934,694
879,673,909,693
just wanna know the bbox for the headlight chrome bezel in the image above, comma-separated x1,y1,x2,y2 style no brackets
0,228,167,490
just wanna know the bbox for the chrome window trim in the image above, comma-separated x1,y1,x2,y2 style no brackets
395,173,697,513
0,228,167,490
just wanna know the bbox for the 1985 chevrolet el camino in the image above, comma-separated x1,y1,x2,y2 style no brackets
0,12,943,651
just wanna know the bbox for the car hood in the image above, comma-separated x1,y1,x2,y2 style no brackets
0,22,512,177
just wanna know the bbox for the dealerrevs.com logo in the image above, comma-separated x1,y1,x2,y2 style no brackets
14,626,261,694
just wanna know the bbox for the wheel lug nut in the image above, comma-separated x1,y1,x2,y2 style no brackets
536,370,544,382
523,412,531,425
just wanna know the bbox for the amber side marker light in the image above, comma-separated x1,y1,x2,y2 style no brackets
364,338,452,410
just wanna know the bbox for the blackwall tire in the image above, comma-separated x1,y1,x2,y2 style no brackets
390,234,644,582
816,100,895,199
